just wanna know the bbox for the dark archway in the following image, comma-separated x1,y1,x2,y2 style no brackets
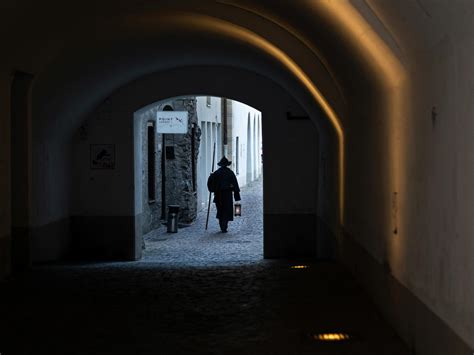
64,66,334,262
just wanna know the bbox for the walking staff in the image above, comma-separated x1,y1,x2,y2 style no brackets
205,143,216,230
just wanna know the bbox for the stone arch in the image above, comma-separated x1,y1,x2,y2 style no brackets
26,5,383,263
66,65,334,261
29,14,348,249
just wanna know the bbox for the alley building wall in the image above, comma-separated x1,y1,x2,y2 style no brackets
196,96,222,212
136,97,200,235
227,100,262,189
195,97,262,213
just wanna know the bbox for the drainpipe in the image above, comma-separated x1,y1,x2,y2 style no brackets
161,133,166,220
222,98,228,157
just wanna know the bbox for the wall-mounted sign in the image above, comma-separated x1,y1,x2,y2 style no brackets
156,111,188,134
90,144,115,169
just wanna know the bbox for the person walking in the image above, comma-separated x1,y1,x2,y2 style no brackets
207,157,241,233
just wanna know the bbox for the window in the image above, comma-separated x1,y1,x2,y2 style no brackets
206,96,211,107
147,122,156,202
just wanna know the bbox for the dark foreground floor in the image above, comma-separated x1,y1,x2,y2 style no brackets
0,179,409,354
0,261,410,355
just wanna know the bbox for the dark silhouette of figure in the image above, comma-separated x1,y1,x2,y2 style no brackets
208,157,241,232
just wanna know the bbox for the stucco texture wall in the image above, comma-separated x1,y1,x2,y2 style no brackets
347,0,474,347
404,13,474,349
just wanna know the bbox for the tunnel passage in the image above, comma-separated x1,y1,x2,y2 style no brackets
70,68,331,262
5,2,474,352
25,7,344,266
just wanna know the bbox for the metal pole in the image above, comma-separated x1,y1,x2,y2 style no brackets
161,133,166,220
205,142,216,230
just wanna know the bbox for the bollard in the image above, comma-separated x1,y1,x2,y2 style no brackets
167,205,180,233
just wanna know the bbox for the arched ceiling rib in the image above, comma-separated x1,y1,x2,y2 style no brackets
31,10,348,222
10,1,408,225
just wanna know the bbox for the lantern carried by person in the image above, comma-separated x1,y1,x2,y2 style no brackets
234,202,241,217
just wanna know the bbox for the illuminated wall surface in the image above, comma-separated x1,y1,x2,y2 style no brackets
131,11,346,222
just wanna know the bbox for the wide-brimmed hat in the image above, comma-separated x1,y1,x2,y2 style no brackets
217,157,232,167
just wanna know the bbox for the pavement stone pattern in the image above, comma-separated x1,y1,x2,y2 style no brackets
0,178,410,354
142,177,264,266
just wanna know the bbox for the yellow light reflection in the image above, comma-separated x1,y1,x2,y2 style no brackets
217,0,348,104
313,333,351,341
157,13,346,224
306,0,408,274
308,0,404,87
290,265,309,269
218,0,407,229
133,4,407,229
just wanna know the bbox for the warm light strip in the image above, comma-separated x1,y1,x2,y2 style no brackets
217,0,348,104
311,0,405,87
132,0,409,229
215,0,407,228
290,265,309,269
160,14,346,224
313,333,351,341
306,0,407,239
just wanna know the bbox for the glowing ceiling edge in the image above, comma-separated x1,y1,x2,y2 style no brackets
216,0,348,104
159,14,346,224
313,0,405,88
208,1,407,227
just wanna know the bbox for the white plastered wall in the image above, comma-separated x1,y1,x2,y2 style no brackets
196,96,223,211
229,100,262,188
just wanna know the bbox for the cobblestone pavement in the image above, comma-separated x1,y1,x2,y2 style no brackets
0,178,409,355
142,177,264,266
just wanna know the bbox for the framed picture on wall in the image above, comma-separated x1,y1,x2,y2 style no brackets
90,144,115,169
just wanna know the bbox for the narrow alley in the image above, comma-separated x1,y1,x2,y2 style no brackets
142,177,264,266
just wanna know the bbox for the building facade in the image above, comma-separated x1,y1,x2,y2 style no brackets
196,97,262,212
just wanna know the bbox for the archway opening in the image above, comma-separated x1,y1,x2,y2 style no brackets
51,65,334,264
134,96,264,265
